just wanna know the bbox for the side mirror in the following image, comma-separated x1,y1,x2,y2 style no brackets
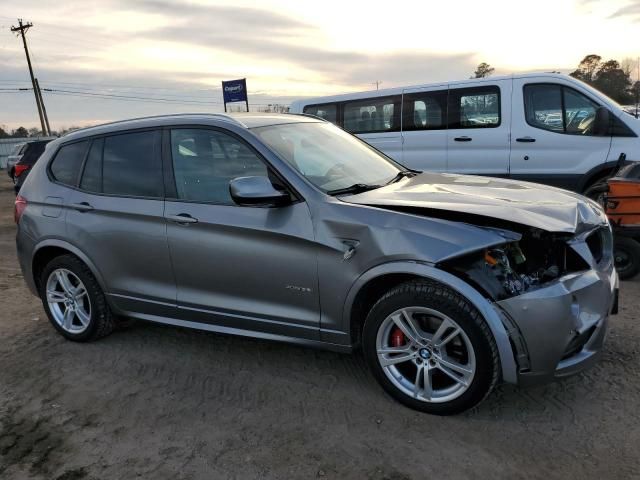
593,106,611,136
229,176,291,207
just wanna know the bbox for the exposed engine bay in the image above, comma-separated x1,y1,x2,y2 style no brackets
443,227,588,300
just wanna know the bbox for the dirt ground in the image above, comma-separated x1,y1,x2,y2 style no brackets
1,174,639,480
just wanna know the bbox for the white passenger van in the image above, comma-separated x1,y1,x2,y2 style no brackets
290,73,640,193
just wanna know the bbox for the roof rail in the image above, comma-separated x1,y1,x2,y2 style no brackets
62,113,244,136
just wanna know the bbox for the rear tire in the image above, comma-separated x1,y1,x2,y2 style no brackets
39,254,115,341
614,236,640,280
362,280,499,415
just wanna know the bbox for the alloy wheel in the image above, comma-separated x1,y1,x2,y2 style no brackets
46,268,92,334
376,307,476,403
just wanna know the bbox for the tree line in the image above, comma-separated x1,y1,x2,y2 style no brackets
570,55,639,104
0,125,80,138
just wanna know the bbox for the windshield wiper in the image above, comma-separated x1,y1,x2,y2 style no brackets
385,169,418,185
327,183,383,196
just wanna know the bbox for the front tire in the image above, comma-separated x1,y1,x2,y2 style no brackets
39,255,115,341
362,280,499,415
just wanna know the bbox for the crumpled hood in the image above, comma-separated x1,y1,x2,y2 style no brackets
341,172,608,233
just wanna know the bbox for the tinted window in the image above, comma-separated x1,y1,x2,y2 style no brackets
303,104,338,124
402,91,447,131
103,131,162,197
80,138,103,193
523,84,564,132
343,96,400,134
524,84,601,135
50,141,88,186
448,86,500,128
170,129,268,204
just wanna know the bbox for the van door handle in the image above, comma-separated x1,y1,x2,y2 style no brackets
165,213,198,225
516,137,536,143
454,136,472,142
70,202,94,212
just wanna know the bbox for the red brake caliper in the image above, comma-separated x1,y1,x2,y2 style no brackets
391,327,405,347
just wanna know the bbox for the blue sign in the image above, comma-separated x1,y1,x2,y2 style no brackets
222,78,248,104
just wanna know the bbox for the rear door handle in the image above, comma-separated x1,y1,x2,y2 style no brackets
453,136,472,142
70,202,94,212
516,137,536,143
165,213,198,225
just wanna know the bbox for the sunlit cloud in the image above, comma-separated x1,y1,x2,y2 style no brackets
1,0,639,130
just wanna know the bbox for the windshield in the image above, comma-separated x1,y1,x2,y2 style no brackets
252,122,402,193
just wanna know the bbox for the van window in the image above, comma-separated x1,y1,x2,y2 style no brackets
524,84,601,135
524,84,564,132
343,96,400,134
170,129,268,204
402,91,447,131
448,86,500,128
50,141,89,187
303,104,338,124
102,131,162,197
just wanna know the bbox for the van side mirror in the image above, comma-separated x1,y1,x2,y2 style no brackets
229,176,291,207
593,107,611,136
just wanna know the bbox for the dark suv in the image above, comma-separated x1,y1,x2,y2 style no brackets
15,114,618,414
12,140,52,194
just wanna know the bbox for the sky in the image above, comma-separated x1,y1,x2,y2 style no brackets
1,0,639,131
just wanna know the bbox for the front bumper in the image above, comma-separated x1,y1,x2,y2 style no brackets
496,265,618,387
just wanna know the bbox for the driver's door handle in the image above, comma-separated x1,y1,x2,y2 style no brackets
516,137,536,143
165,213,198,225
453,136,472,142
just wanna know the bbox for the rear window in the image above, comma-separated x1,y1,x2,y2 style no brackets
50,141,89,186
303,104,338,124
343,96,400,134
19,142,49,166
102,131,162,197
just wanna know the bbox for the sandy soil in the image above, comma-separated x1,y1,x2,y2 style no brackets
0,174,639,480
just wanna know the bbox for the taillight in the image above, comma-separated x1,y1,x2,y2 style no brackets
14,164,30,178
14,195,27,224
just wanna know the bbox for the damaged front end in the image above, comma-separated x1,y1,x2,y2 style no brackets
440,223,618,385
442,227,599,300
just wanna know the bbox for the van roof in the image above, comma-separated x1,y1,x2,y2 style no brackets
290,72,571,106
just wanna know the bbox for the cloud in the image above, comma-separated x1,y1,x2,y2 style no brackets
609,0,640,19
126,0,476,86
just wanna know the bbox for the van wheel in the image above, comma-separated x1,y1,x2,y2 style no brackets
39,254,115,341
584,181,609,206
614,236,640,280
362,280,499,415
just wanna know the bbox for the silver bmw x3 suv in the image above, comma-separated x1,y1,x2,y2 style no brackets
15,113,618,415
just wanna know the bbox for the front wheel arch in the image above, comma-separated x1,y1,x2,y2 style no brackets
342,262,518,384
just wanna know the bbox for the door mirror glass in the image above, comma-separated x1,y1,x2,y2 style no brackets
593,106,611,136
229,176,291,207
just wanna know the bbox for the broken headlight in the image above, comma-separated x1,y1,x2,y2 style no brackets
484,244,559,297
443,228,586,300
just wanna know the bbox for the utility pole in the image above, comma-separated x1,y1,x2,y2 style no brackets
35,78,51,135
372,80,382,90
11,19,47,135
